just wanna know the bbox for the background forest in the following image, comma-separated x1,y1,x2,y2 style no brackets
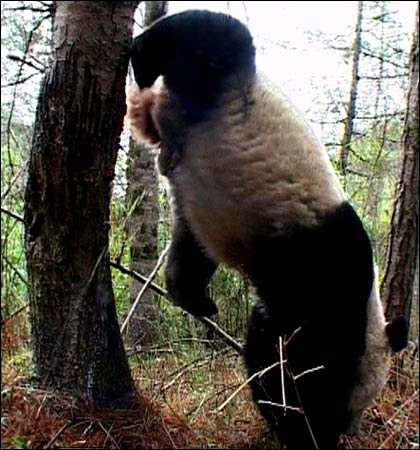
1,1,418,449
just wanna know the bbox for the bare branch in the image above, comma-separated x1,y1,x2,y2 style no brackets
257,400,303,413
346,168,368,177
1,72,40,88
279,336,287,416
283,344,319,448
1,207,24,223
285,326,301,346
120,243,170,333
241,1,250,25
215,360,280,412
82,246,109,299
94,419,120,449
361,50,407,69
162,347,232,392
5,11,52,170
293,365,325,381
1,162,26,202
1,303,29,326
110,259,243,354
44,421,73,449
4,6,51,13
110,260,166,296
8,54,47,73
2,254,27,286
200,316,243,354
362,74,406,80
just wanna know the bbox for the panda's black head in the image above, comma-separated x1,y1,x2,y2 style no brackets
130,10,255,108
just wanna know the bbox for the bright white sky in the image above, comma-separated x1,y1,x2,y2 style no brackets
2,1,416,140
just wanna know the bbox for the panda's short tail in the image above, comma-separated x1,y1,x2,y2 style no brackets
385,316,409,352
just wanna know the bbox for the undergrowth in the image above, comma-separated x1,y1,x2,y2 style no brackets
1,339,418,449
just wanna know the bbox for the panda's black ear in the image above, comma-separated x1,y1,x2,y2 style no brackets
131,10,255,106
131,28,166,89
386,316,408,353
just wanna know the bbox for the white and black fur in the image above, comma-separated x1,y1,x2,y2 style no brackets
125,10,408,448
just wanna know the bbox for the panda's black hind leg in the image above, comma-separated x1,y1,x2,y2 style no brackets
165,214,218,317
244,301,343,449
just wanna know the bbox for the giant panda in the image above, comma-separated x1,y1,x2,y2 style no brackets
245,291,408,447
125,9,408,448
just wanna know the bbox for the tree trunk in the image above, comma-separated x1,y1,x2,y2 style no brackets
126,136,160,346
125,0,167,346
24,1,139,407
381,5,419,331
340,0,363,178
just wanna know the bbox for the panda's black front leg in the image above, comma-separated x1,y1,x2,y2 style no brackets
165,215,218,317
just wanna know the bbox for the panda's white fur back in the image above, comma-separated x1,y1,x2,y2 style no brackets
155,73,347,267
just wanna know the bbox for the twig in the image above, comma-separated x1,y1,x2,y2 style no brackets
111,260,243,354
285,326,301,346
95,420,119,449
215,361,280,413
1,72,41,88
284,346,319,449
1,304,29,326
8,54,47,73
1,207,24,223
293,365,325,381
44,420,73,449
257,400,302,413
3,6,51,13
110,260,166,296
1,161,26,201
162,348,231,392
3,254,27,286
241,1,250,25
114,190,146,262
378,390,419,449
127,337,215,355
161,418,177,449
5,12,51,162
383,389,419,427
82,246,108,298
120,243,170,333
279,336,287,416
35,394,48,420
199,316,243,354
81,421,94,438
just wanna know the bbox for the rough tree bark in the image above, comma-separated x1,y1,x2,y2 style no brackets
24,1,139,407
381,5,419,330
125,0,167,346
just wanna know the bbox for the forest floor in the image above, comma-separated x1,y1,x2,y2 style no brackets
1,344,419,449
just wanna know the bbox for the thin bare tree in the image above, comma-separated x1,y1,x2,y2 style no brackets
125,0,168,346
